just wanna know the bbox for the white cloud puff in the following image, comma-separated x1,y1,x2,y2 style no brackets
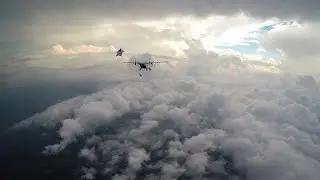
79,147,98,163
128,148,150,171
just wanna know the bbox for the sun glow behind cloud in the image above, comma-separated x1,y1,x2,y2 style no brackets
37,12,299,63
22,13,295,75
10,12,309,77
103,14,299,62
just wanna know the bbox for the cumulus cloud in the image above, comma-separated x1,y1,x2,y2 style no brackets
161,161,185,179
261,22,320,74
12,68,320,180
80,167,97,180
79,147,98,163
128,148,150,171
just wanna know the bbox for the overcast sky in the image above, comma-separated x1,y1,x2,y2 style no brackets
2,0,320,20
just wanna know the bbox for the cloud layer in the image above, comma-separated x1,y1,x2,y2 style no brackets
3,0,320,21
13,69,320,180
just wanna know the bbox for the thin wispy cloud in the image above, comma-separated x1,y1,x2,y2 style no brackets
51,44,117,55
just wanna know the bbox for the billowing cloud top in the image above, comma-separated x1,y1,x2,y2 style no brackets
12,74,320,180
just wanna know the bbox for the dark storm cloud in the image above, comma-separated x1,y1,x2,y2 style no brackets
1,0,320,21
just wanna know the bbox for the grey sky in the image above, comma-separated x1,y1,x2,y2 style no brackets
1,0,320,21
2,0,319,46
1,0,318,49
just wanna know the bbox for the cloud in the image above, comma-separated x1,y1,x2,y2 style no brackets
3,0,320,22
51,44,117,55
80,167,97,180
6,12,310,85
79,147,98,163
3,12,293,61
12,69,320,180
4,29,288,89
260,21,320,74
186,153,208,174
3,0,320,83
128,148,150,171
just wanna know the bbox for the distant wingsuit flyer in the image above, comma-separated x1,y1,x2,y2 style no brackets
116,48,124,56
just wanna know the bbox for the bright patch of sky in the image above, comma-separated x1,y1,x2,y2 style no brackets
95,15,298,64
201,20,297,60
